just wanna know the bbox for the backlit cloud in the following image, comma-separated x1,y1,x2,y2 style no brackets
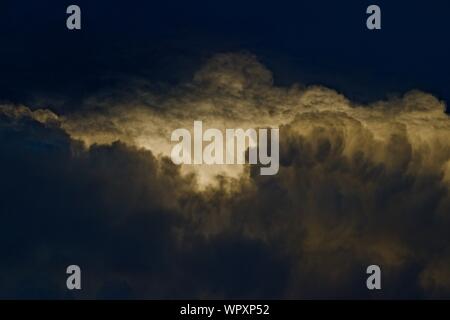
1,53,449,298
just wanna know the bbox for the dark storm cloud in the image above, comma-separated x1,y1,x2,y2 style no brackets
1,53,450,299
0,109,290,299
1,0,450,300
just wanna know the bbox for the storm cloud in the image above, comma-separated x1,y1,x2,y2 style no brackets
0,53,449,298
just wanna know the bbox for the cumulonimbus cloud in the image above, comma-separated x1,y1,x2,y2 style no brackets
0,52,449,298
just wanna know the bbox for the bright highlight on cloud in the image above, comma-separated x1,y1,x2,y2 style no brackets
1,53,449,298
21,53,445,189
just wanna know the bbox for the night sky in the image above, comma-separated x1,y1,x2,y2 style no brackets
1,1,450,109
1,0,450,299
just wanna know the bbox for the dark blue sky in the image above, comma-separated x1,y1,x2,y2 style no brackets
0,0,449,111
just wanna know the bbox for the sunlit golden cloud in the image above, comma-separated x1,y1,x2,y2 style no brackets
5,53,448,189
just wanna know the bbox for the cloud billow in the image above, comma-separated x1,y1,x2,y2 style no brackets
0,53,449,298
